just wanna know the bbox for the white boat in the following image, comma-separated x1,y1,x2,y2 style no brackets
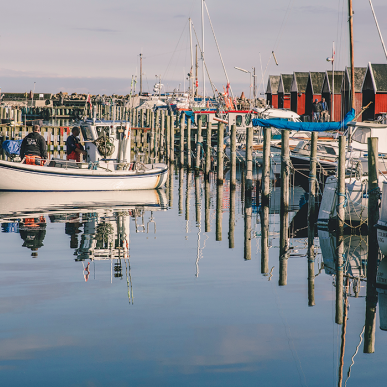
0,120,168,191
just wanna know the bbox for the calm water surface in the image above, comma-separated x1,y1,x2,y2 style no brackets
0,168,386,387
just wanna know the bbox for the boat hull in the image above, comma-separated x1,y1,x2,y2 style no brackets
0,160,168,191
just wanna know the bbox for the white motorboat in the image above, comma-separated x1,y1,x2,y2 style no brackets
0,120,168,191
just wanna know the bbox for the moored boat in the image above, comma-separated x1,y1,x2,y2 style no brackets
0,120,168,192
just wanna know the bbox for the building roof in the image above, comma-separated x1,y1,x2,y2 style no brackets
266,75,280,95
307,72,325,95
278,74,293,94
370,63,387,92
290,72,309,93
342,67,367,93
322,71,345,94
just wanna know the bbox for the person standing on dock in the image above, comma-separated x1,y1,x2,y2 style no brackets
320,98,329,122
311,99,321,122
66,127,86,162
20,124,47,165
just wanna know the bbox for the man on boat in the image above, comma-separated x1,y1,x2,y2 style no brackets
320,98,329,122
311,99,321,122
20,124,47,165
66,127,86,162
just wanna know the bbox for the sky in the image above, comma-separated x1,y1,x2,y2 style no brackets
0,0,386,96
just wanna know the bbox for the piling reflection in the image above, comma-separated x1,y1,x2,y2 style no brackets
229,187,235,249
216,183,223,241
205,178,211,233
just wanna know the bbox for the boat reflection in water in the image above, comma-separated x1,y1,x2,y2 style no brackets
0,189,167,295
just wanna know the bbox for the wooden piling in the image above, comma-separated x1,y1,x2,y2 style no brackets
337,136,346,228
307,131,317,306
168,162,174,208
245,126,253,193
180,114,185,166
187,119,192,168
364,137,380,353
279,129,289,286
262,127,271,207
170,115,175,162
195,117,202,171
230,124,236,189
217,122,224,184
165,113,170,160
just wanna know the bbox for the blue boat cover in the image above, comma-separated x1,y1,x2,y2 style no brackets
184,111,196,125
1,140,23,155
252,108,355,132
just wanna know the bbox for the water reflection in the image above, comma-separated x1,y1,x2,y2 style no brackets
1,165,387,386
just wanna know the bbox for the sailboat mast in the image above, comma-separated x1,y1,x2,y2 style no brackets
201,0,205,103
348,0,355,110
140,52,143,96
189,18,194,100
195,45,199,97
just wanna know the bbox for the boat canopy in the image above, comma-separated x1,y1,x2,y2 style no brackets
252,109,355,132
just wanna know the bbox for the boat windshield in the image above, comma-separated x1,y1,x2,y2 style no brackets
96,126,110,137
81,125,94,141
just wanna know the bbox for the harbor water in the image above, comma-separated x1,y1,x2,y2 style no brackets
0,167,386,386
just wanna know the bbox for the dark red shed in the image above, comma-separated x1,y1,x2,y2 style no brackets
362,63,387,121
305,72,325,118
341,67,366,121
290,72,309,116
277,74,292,109
321,70,344,121
266,75,280,108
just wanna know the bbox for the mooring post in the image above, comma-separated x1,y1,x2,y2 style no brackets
245,126,253,194
205,121,212,178
217,122,224,184
230,124,236,189
262,127,271,207
229,186,235,248
307,131,318,306
279,129,290,286
205,179,211,233
160,111,165,160
170,114,175,162
364,137,380,353
216,182,223,241
195,116,202,171
155,109,160,162
180,114,185,167
187,119,192,168
165,113,170,161
150,110,155,161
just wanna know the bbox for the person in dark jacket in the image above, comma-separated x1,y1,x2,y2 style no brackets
311,99,321,122
66,127,86,162
20,125,47,165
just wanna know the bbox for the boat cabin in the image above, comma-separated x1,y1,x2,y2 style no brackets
79,120,132,170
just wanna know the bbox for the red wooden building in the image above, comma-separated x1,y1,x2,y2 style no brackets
277,74,292,109
321,70,344,121
305,72,325,118
362,63,387,121
290,72,308,116
265,75,280,108
341,67,366,121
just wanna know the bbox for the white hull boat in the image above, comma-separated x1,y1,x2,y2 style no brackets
0,120,168,192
